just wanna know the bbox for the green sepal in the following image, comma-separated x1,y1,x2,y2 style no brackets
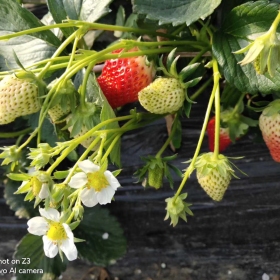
74,237,85,243
262,99,280,116
112,169,122,177
179,63,201,82
166,48,177,72
7,173,30,181
14,181,31,194
69,221,81,231
164,193,193,227
53,170,69,180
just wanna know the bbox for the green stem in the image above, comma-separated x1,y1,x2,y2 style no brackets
37,30,79,79
62,137,101,185
47,142,79,175
173,61,219,200
100,134,121,166
190,76,213,101
230,92,246,116
189,48,209,65
155,114,179,158
65,212,75,225
213,59,221,160
0,21,180,41
79,60,96,108
0,127,32,138
269,10,280,33
94,135,106,165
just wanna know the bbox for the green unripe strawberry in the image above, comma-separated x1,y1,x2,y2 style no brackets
194,153,236,201
0,73,44,124
47,79,77,124
148,163,164,189
67,121,97,149
138,77,185,114
48,103,70,124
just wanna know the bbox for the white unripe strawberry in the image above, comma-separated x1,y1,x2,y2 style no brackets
138,77,185,114
0,73,44,124
194,153,237,201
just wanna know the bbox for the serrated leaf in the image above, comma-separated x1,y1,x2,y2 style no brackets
47,0,113,38
75,207,126,266
212,1,280,95
14,234,68,280
0,0,60,71
132,0,221,26
79,0,113,23
46,0,76,38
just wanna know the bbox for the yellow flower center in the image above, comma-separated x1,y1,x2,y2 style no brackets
31,177,42,196
46,222,67,242
86,171,109,192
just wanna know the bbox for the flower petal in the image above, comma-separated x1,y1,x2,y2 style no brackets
68,172,87,189
78,160,99,173
43,236,58,258
60,239,78,261
27,217,49,235
38,183,49,199
239,40,264,65
62,223,74,240
80,188,98,207
39,208,60,222
96,186,115,205
104,171,120,191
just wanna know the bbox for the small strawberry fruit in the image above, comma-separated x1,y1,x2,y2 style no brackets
67,120,98,149
47,79,77,124
48,103,70,124
207,117,232,152
97,47,155,108
138,77,185,114
147,161,164,189
0,72,45,124
194,153,237,201
139,48,201,115
259,100,280,162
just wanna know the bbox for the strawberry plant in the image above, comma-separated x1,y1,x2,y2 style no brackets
1,0,280,278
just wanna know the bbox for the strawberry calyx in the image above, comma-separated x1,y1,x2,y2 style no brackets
194,152,236,177
193,152,241,201
164,192,193,227
158,48,201,93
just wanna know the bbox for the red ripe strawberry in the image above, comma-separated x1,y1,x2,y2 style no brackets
207,117,232,152
97,47,155,109
259,100,280,162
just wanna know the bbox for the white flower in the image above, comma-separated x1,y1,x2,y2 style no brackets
68,160,120,207
27,208,78,261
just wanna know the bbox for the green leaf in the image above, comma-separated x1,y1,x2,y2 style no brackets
46,0,76,38
75,206,127,266
79,0,113,23
171,118,182,149
0,0,60,70
114,6,126,38
212,1,280,95
14,234,68,280
132,0,222,26
27,113,58,147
